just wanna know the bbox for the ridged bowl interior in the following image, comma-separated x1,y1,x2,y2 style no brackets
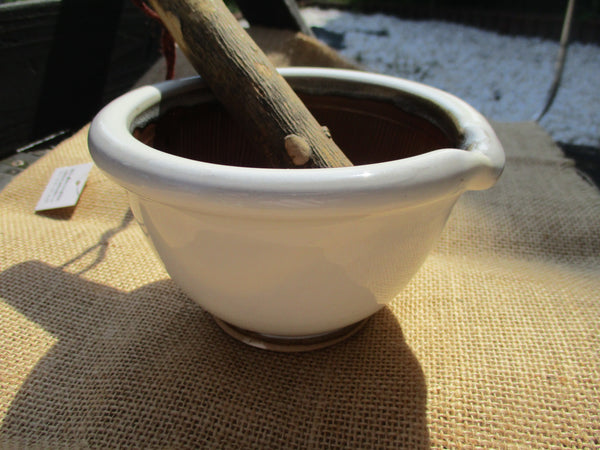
133,92,455,167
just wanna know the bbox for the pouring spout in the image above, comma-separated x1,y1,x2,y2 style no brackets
460,122,505,191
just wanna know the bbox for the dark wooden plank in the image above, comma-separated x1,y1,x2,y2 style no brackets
0,0,161,158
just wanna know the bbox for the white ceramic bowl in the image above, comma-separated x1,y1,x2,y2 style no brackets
89,68,504,348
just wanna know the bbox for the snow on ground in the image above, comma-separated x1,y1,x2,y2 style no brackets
301,7,600,148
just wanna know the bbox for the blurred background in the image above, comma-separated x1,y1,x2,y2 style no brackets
1,0,598,186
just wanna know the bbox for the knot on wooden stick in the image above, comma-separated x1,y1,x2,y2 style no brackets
284,134,312,166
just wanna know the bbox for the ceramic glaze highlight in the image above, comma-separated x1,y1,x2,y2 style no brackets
89,68,504,339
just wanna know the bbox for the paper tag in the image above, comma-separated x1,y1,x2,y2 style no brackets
35,163,94,212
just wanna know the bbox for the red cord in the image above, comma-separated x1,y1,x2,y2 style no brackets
132,0,176,80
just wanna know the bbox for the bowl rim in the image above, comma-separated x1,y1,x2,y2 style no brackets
88,68,504,216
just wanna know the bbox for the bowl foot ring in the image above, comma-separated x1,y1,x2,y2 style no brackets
213,317,370,352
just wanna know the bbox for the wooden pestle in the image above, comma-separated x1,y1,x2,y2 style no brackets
147,0,353,168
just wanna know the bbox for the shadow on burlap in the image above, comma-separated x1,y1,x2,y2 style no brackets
0,260,427,448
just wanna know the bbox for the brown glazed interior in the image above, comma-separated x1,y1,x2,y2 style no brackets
133,92,456,168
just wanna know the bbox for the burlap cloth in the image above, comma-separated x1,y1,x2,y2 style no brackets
1,29,599,448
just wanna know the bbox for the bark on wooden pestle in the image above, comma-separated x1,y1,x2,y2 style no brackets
147,0,353,168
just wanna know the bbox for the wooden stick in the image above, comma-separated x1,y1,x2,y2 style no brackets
147,0,353,168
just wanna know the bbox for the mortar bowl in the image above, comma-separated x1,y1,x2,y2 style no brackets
88,68,504,351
